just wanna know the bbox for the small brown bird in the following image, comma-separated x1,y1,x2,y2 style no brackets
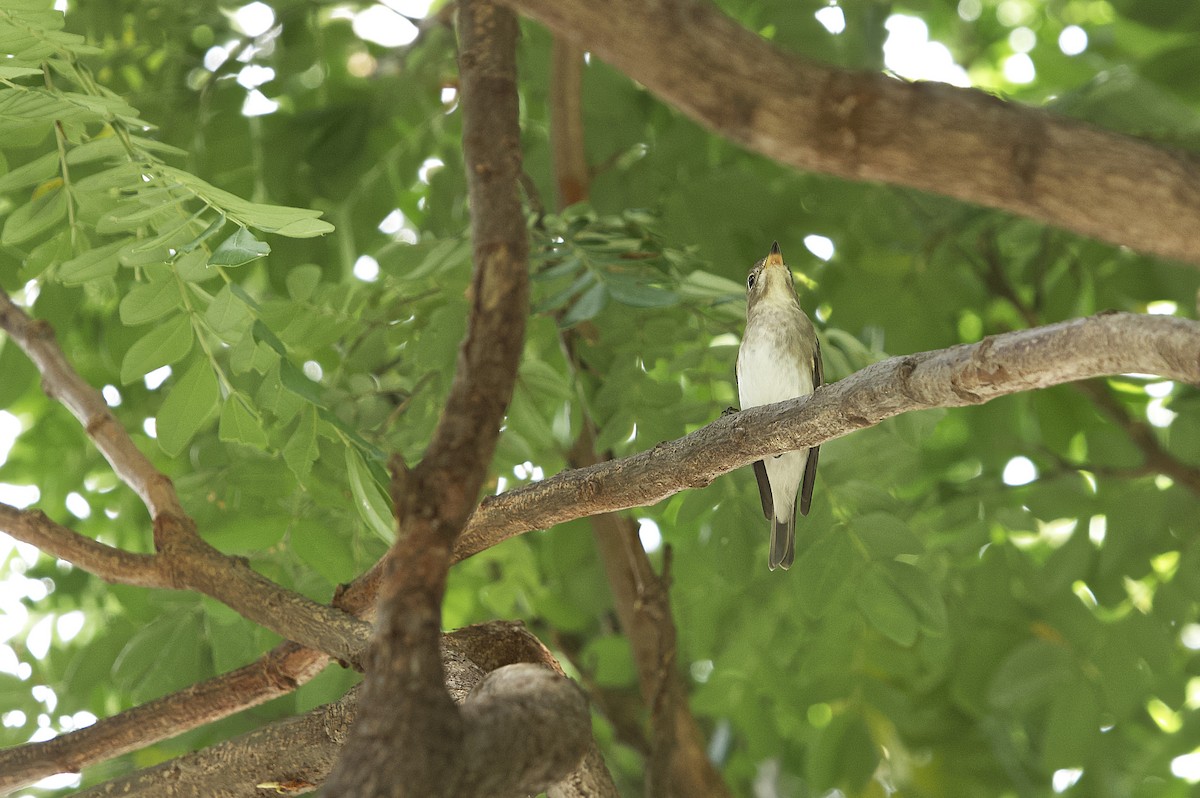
735,241,822,570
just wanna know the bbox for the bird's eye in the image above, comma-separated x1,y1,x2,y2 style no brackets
747,272,756,290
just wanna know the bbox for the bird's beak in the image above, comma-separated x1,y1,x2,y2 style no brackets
765,240,784,269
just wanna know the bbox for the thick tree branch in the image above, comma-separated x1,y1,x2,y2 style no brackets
455,312,1200,558
500,0,1200,268
322,2,533,795
71,625,602,798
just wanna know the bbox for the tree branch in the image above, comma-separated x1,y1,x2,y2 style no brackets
322,1,533,794
5,313,1193,791
0,504,166,588
455,313,1200,559
500,0,1200,268
0,290,185,521
0,289,371,665
73,624,603,798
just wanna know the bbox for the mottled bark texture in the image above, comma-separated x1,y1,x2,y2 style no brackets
74,626,597,798
320,2,543,796
456,313,1200,557
501,0,1200,269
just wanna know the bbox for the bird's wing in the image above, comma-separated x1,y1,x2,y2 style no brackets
799,336,822,516
752,459,774,520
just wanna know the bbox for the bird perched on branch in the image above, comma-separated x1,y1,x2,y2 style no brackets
736,241,822,571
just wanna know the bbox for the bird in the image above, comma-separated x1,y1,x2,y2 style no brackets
735,241,822,571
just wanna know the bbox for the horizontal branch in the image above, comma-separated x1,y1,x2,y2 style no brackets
71,625,601,798
455,312,1200,558
0,641,327,793
0,504,166,588
0,503,371,667
502,0,1200,268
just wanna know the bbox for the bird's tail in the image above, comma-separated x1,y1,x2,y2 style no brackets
769,513,796,571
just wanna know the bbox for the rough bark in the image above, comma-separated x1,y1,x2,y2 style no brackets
500,0,1200,269
320,1,535,795
74,626,597,798
455,312,1200,558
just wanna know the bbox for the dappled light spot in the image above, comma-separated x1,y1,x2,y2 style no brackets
233,2,275,37
1052,769,1083,792
1001,455,1036,486
353,255,380,282
418,157,444,185
144,365,172,391
1059,25,1087,56
637,518,661,553
1003,53,1036,84
353,5,418,48
1008,26,1035,53
0,483,39,509
884,15,970,87
65,492,90,520
303,360,324,382
1174,751,1200,782
957,0,982,22
242,89,279,117
689,659,713,683
57,611,85,643
0,411,20,465
803,234,835,262
814,6,845,35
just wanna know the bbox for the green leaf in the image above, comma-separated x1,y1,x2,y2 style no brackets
286,264,322,302
0,151,58,192
256,361,303,423
345,446,394,543
795,530,856,618
218,395,268,449
205,284,253,339
119,278,180,326
120,314,193,384
605,278,679,308
58,239,124,284
1042,680,1101,768
155,358,219,457
560,281,607,326
0,66,43,80
209,227,270,267
2,185,67,245
0,338,37,405
987,639,1073,711
175,248,212,282
884,560,948,635
852,512,924,559
204,514,287,553
282,406,318,482
855,564,919,646
155,165,333,237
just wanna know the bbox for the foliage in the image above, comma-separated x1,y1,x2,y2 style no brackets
1,0,1198,796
